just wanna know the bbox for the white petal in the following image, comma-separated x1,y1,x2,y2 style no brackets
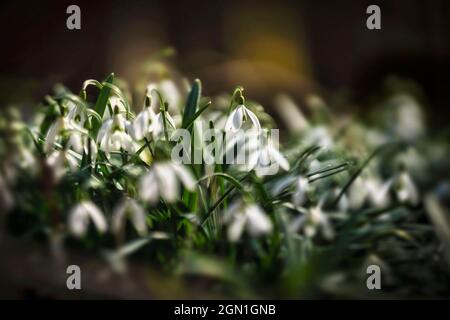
97,119,113,143
133,110,149,140
293,177,309,207
228,214,247,242
247,148,260,171
400,173,419,205
68,132,84,154
129,200,148,236
272,175,296,195
269,146,290,171
152,114,164,139
89,139,98,163
66,152,79,172
112,199,148,236
225,106,243,132
44,118,62,153
139,171,159,203
160,79,181,112
348,177,368,210
244,107,261,131
170,163,196,191
155,163,178,202
368,179,392,208
68,204,89,237
84,201,107,234
245,204,272,236
223,200,244,223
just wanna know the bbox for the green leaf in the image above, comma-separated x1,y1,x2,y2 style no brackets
182,79,201,129
185,101,211,130
92,73,114,135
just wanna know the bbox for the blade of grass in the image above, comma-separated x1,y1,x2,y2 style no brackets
92,73,114,135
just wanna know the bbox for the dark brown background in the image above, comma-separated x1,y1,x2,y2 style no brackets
0,0,449,126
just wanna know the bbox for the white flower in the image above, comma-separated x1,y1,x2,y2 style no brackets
347,176,368,210
292,176,309,207
348,175,392,209
131,107,155,141
97,113,136,155
290,203,334,240
273,94,310,134
102,96,127,120
68,201,107,237
66,100,87,125
112,198,148,237
150,110,176,140
44,117,87,153
391,94,425,141
225,104,261,132
65,132,98,166
332,187,349,212
246,135,290,177
395,171,419,205
66,131,84,154
83,136,98,165
139,162,196,203
224,200,273,241
147,79,181,113
46,150,80,181
303,126,333,150
365,177,392,208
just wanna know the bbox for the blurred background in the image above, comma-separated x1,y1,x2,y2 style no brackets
0,0,449,127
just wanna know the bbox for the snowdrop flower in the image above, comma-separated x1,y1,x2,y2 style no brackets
68,201,107,237
65,131,98,165
271,174,310,206
289,202,334,240
130,91,159,141
225,104,261,133
97,112,136,155
273,94,310,134
66,131,84,154
394,171,419,205
147,79,181,113
292,176,310,207
150,108,176,140
102,96,127,120
139,162,196,204
348,175,392,210
332,186,349,212
66,100,87,125
44,117,87,153
224,200,272,242
83,136,98,164
347,176,369,210
303,126,333,150
246,134,290,177
46,150,80,181
112,198,148,237
365,177,393,208
131,106,155,141
391,94,425,141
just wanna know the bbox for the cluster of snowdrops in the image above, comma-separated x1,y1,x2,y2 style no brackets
0,73,449,297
